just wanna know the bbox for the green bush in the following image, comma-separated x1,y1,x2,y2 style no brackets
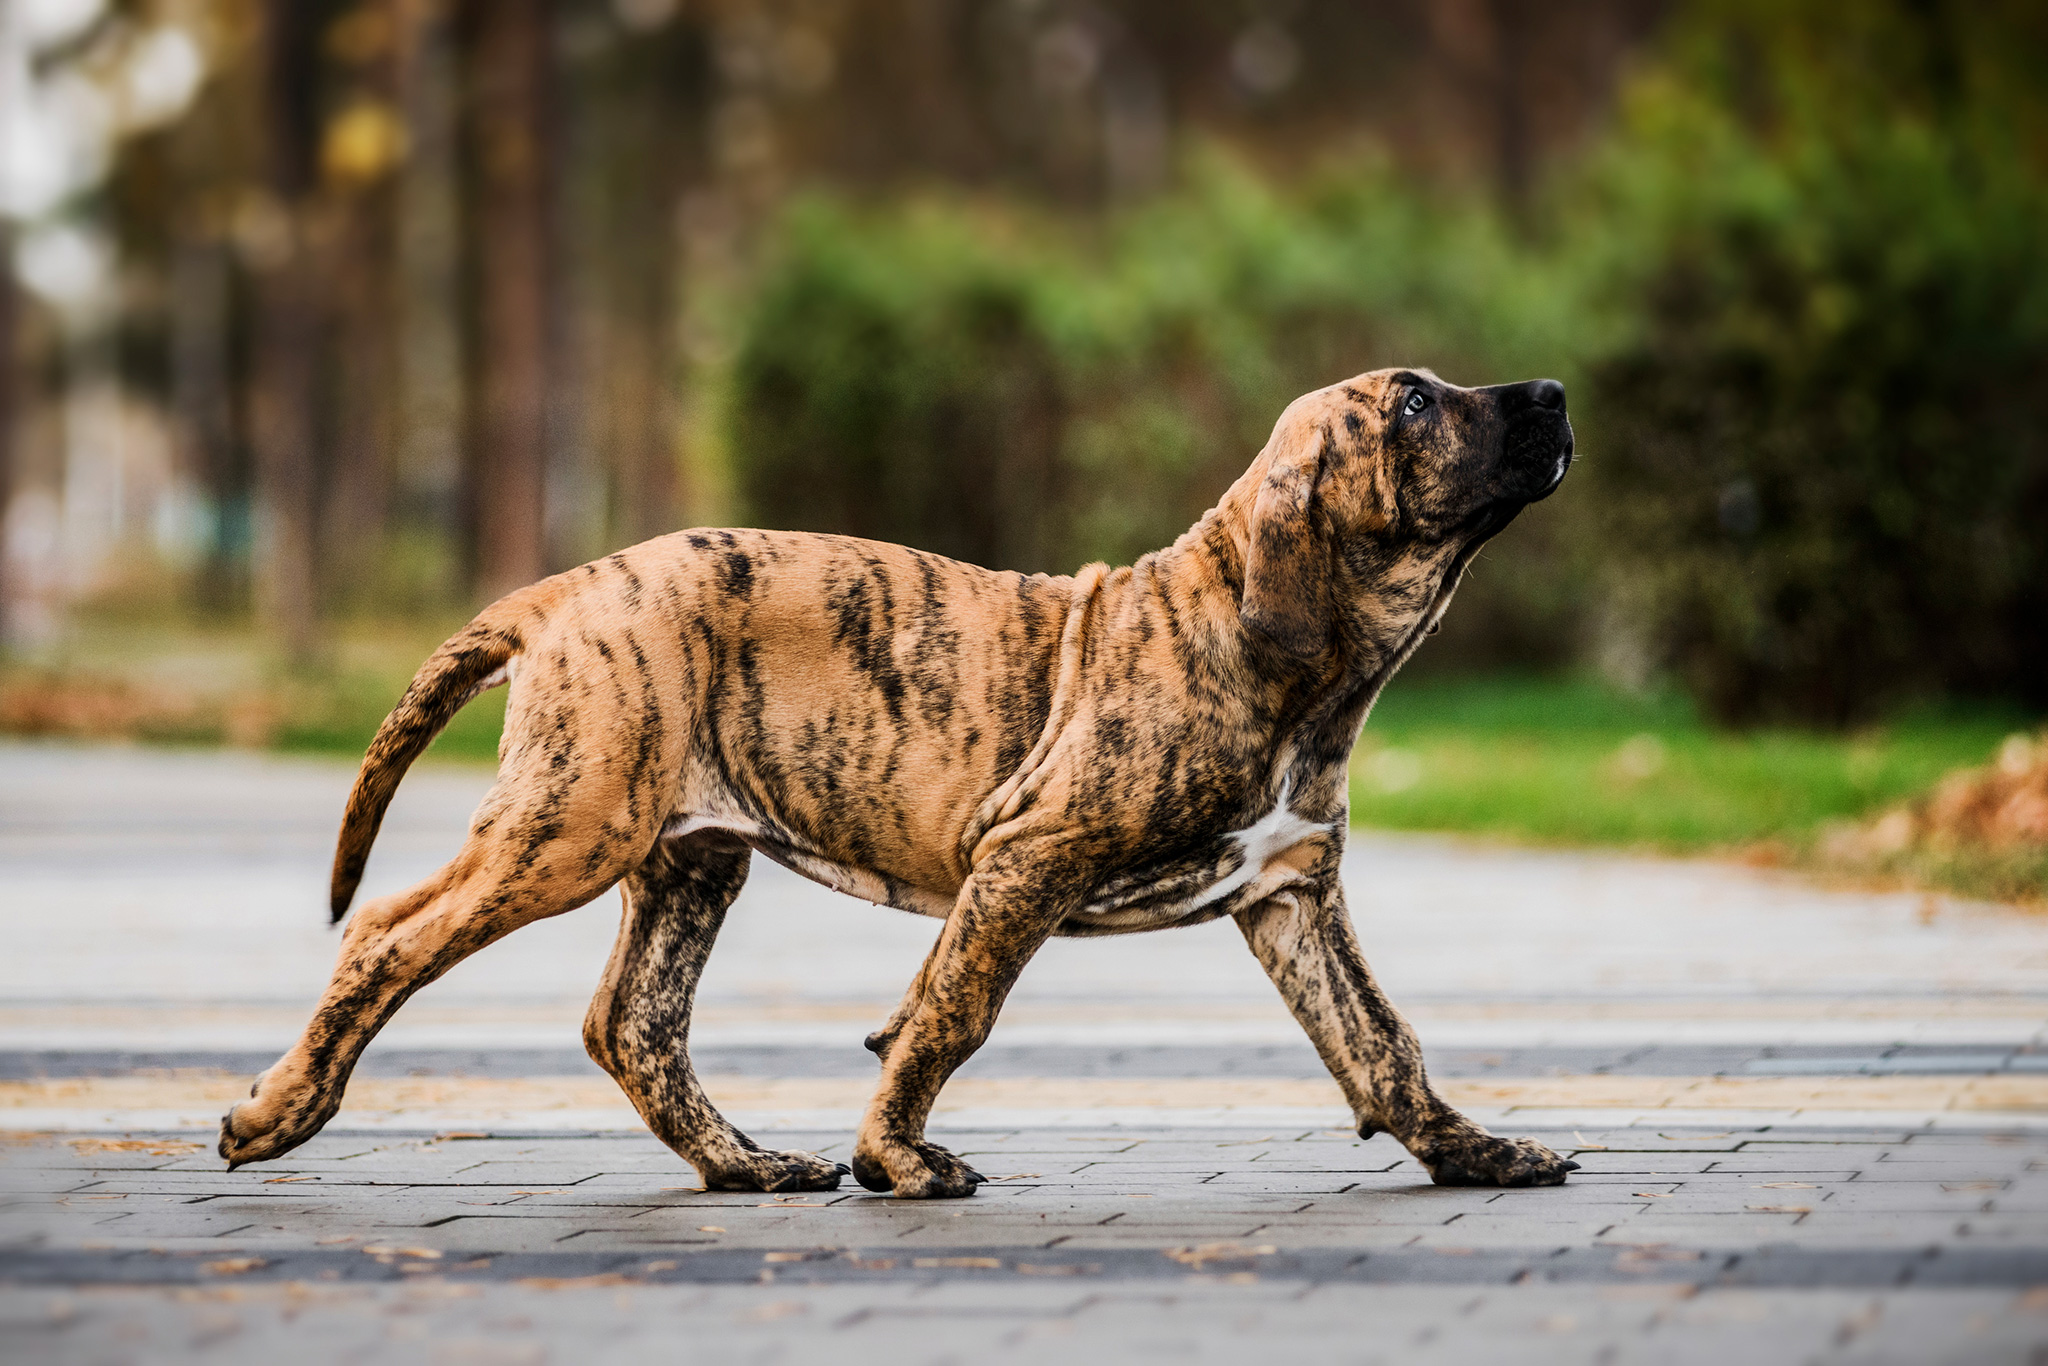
725,1,2048,725
729,159,1585,669
730,205,1076,572
1581,6,2048,724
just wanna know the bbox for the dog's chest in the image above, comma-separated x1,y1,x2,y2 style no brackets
1065,786,1334,933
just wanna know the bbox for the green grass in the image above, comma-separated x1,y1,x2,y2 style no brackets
1349,675,2032,852
288,665,2028,859
274,668,507,765
280,665,2032,855
6,618,2034,882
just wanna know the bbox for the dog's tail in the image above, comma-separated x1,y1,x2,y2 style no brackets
328,598,527,924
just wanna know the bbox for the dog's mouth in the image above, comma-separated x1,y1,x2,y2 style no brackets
1502,410,1574,505
1530,429,1575,502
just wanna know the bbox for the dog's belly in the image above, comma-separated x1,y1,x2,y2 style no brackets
665,799,1332,935
665,812,957,918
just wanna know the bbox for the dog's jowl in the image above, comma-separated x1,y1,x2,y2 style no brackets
220,368,1581,1197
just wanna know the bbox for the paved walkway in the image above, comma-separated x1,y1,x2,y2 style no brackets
3,741,2047,1362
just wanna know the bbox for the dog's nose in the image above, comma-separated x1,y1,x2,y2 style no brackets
1528,379,1566,412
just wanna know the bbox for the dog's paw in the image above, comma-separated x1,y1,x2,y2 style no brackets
701,1150,849,1193
1423,1133,1578,1188
849,1138,985,1199
217,1068,335,1170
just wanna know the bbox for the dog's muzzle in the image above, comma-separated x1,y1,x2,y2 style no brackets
1502,379,1573,504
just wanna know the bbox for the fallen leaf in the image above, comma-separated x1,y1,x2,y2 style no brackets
842,1256,896,1271
1657,1132,1731,1141
763,1251,834,1264
1571,1131,1610,1151
697,1226,726,1233
1760,1182,1817,1189
68,1138,203,1157
992,1173,1043,1181
429,1131,489,1142
642,1260,677,1273
315,1236,358,1246
912,1257,1001,1269
1746,1205,1811,1214
517,1274,639,1290
202,1258,267,1276
1165,1243,1275,1269
755,1201,824,1208
1942,1181,2001,1193
262,1176,315,1185
362,1246,442,1260
1613,1245,1704,1270
1632,1192,1674,1198
1016,1263,1099,1276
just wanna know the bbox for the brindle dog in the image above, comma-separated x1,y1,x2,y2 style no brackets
219,367,1579,1197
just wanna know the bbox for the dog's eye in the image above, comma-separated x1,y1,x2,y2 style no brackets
1403,391,1429,416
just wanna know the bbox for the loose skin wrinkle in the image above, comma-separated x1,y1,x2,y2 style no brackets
224,367,1580,1199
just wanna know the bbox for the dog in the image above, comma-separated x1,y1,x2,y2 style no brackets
219,366,1579,1198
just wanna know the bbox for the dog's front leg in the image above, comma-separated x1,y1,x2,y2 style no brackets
1236,883,1578,1188
852,855,1071,1199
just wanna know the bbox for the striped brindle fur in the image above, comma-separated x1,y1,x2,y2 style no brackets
220,367,1580,1197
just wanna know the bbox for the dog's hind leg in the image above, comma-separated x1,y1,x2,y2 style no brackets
1236,883,1578,1188
584,834,847,1192
863,938,939,1060
218,774,653,1168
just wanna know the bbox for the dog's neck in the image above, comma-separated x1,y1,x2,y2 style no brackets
1130,464,1457,749
1128,460,1495,806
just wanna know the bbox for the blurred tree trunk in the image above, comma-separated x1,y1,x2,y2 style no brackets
1487,0,1536,215
581,19,710,552
459,0,554,602
247,0,324,660
0,221,15,648
169,237,243,616
322,1,408,615
392,0,466,597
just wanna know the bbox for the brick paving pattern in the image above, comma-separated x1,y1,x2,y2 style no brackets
3,742,2046,1362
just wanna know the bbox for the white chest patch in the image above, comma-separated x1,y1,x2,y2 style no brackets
1183,781,1327,913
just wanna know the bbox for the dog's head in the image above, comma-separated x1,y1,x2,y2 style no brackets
1239,367,1573,660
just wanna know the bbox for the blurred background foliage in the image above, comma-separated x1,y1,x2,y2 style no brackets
2,0,2045,888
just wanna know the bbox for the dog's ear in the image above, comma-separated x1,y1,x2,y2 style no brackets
1241,413,1333,659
